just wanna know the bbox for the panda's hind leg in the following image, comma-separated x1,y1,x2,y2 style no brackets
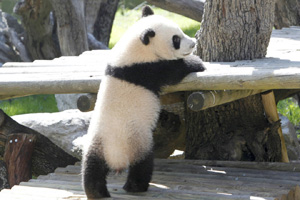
123,151,154,193
82,149,110,198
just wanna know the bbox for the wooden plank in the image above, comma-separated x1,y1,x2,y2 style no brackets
261,91,289,163
0,185,81,199
155,159,300,172
1,58,300,100
0,27,299,100
4,134,36,188
1,159,299,200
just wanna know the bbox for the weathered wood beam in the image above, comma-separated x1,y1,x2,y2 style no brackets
261,91,289,163
1,63,300,101
187,90,266,111
76,92,186,112
163,66,300,93
77,90,272,113
154,159,300,172
146,0,204,22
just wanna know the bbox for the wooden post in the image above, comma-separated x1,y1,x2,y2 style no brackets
4,133,36,188
261,91,289,163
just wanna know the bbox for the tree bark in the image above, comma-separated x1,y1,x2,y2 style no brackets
187,0,281,162
185,94,282,161
274,0,300,29
146,0,204,22
49,0,89,56
93,0,119,46
84,0,102,34
14,0,61,60
196,0,275,62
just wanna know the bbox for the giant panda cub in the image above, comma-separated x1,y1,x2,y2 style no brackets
82,6,205,199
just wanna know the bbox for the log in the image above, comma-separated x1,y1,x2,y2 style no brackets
77,93,97,112
261,91,289,163
187,90,266,112
0,109,79,176
146,0,204,22
4,133,36,188
76,92,185,112
1,64,300,101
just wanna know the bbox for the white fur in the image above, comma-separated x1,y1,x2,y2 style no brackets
85,12,195,171
109,15,196,67
86,76,160,170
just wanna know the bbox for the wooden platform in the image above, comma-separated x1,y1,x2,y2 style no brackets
0,159,299,200
0,27,300,100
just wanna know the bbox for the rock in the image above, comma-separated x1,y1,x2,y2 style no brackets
12,110,92,159
0,160,9,190
55,94,84,111
280,114,300,160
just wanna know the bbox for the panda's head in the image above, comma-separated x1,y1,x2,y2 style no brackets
110,6,196,67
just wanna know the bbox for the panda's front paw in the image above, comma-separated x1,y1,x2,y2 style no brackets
197,64,206,72
184,55,206,73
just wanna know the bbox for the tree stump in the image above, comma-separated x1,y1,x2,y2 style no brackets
185,94,282,161
185,0,283,162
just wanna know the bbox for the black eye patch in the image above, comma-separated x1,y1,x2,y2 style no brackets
172,35,181,49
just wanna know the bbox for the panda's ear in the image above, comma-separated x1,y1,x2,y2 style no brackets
142,6,154,17
140,29,155,45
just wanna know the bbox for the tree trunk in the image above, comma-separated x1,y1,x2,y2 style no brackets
185,94,282,161
196,0,275,62
274,0,300,29
93,0,120,46
14,0,61,60
186,0,282,162
49,0,89,56
146,0,205,22
84,0,102,34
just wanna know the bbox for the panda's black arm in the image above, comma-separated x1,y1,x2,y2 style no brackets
163,55,206,86
106,55,205,95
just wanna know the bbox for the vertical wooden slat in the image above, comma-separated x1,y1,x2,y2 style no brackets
261,91,289,163
4,134,36,188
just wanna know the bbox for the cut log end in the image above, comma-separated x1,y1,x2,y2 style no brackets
77,93,97,112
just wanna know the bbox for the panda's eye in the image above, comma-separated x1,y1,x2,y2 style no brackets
172,35,181,50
